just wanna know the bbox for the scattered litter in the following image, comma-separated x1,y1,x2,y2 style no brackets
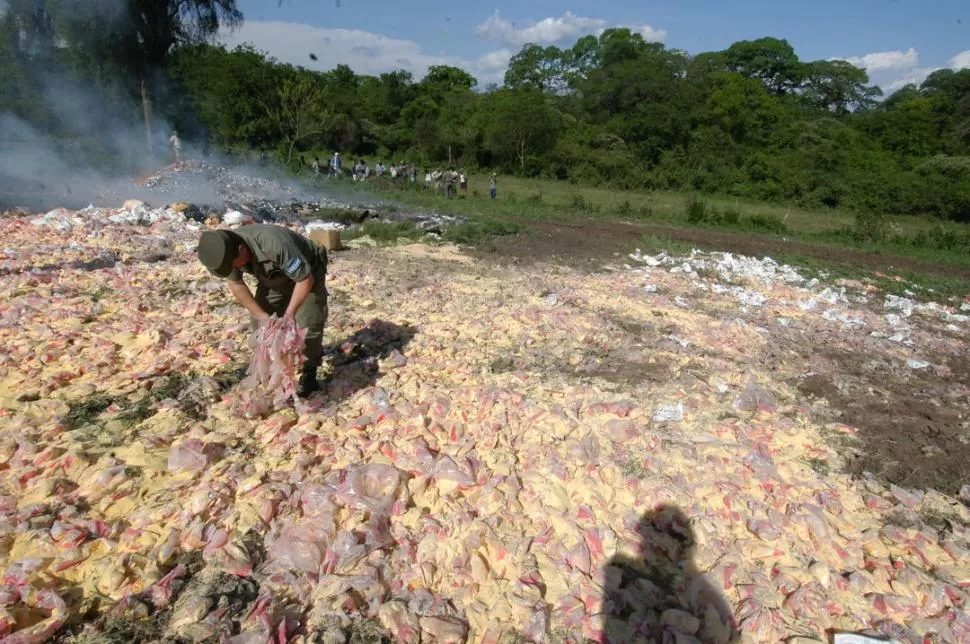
734,382,777,413
305,219,346,232
822,309,866,327
885,294,915,317
0,202,968,643
736,290,767,307
223,210,254,226
652,402,684,422
906,359,931,370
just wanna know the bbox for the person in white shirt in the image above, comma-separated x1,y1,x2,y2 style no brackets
169,131,182,164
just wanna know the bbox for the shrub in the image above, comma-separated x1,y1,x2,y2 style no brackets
638,194,655,218
526,192,543,205
685,195,708,224
909,225,970,252
571,193,590,210
443,220,522,245
721,207,742,226
359,220,422,242
852,211,889,243
744,214,788,234
614,200,633,215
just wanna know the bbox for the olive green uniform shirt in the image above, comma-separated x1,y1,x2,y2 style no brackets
227,224,324,287
230,224,329,372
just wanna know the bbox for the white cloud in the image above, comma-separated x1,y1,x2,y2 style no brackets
835,47,970,94
220,21,472,80
885,69,935,92
218,20,516,87
478,48,512,71
476,10,604,46
475,9,665,46
627,24,667,43
950,50,970,69
840,47,918,72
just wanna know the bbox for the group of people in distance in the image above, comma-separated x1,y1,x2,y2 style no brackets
308,152,498,199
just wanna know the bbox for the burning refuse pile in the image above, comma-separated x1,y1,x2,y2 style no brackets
0,202,968,643
125,161,467,238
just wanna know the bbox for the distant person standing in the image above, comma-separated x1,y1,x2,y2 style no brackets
489,172,497,199
330,152,342,178
445,168,458,199
376,160,385,176
459,169,468,196
169,130,182,164
312,156,321,175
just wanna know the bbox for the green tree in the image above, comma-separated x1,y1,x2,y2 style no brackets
422,65,477,92
504,44,567,92
723,37,804,94
273,71,336,163
479,87,559,173
703,72,786,145
802,59,881,114
169,44,280,147
858,94,938,157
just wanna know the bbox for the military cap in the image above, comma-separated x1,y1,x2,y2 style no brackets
198,230,237,278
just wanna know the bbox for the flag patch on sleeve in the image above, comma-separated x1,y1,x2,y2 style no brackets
284,257,304,275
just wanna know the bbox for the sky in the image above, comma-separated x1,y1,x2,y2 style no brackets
223,0,970,92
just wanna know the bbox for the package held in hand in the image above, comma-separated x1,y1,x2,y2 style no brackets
230,316,307,418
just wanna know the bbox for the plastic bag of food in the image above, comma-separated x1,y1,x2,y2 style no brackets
336,464,407,512
230,316,307,418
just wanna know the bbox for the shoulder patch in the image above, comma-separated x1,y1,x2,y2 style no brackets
284,256,304,275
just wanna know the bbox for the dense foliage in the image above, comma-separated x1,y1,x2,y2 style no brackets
2,4,969,221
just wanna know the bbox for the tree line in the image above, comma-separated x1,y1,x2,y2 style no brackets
1,2,969,221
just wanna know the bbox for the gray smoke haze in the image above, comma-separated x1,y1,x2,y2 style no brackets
0,0,361,214
0,0,232,211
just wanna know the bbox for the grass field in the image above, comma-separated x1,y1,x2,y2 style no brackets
301,169,970,299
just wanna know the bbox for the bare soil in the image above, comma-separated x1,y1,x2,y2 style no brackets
469,217,970,279
469,217,970,495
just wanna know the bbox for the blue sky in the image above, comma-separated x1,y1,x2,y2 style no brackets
224,0,970,92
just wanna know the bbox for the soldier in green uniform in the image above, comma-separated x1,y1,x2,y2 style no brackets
197,224,329,397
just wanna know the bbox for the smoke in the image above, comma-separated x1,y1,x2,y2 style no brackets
0,1,356,213
0,112,103,210
0,74,183,210
0,0,195,210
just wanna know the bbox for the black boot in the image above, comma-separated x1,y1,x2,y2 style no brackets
298,369,321,397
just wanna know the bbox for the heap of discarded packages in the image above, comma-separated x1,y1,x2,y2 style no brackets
0,203,967,643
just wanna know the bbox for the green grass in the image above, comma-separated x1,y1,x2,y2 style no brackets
770,251,970,299
345,172,968,247
342,220,425,244
635,234,695,256
305,170,970,299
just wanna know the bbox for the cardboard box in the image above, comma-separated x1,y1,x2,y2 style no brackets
310,229,342,251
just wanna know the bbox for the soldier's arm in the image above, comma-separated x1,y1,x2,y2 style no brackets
284,275,313,320
227,280,270,321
